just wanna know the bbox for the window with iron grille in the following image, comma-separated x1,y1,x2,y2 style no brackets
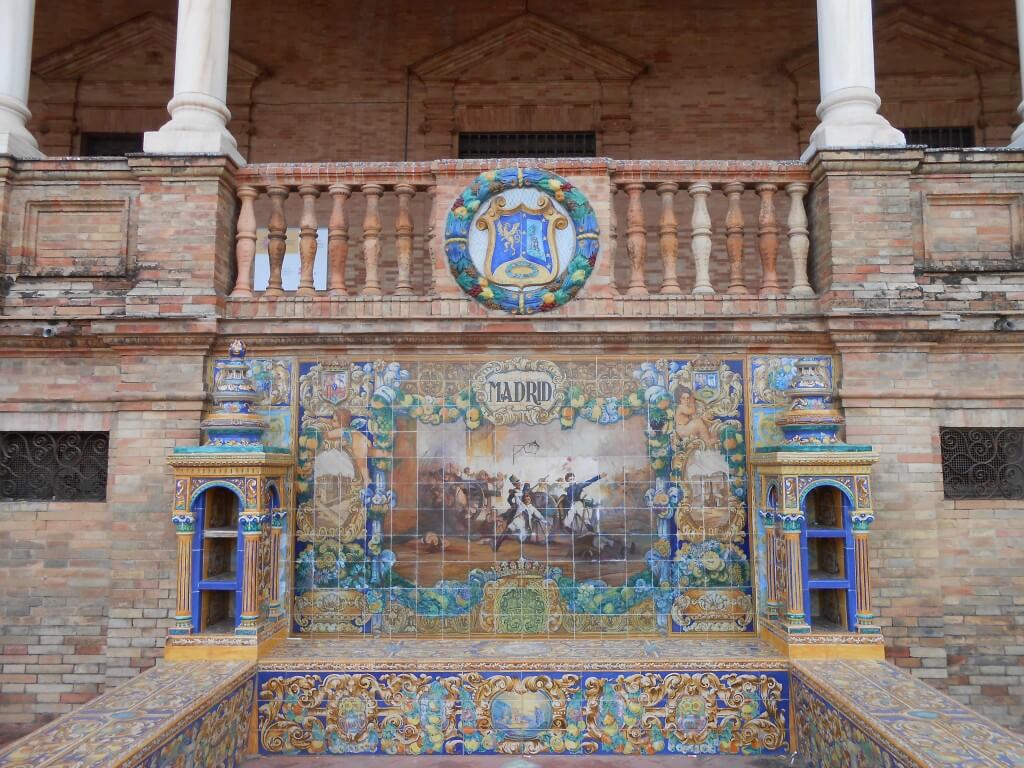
80,132,144,157
0,432,109,501
458,132,597,159
901,126,976,149
940,427,1024,500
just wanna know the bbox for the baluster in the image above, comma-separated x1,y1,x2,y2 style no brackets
624,182,647,296
426,185,444,295
297,185,319,296
606,183,620,296
757,183,781,296
361,183,383,296
723,181,747,294
688,181,714,295
231,185,258,297
327,183,350,296
787,182,814,297
657,182,680,294
394,184,415,296
264,185,288,297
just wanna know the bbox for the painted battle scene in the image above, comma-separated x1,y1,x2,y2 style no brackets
391,417,655,587
204,353,834,637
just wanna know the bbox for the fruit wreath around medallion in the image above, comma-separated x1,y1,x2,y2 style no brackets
445,167,600,314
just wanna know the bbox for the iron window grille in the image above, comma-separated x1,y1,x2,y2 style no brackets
458,132,597,159
901,126,976,149
940,427,1024,500
0,432,109,502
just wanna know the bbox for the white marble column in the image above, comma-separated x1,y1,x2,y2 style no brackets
0,0,42,158
144,0,244,165
1011,0,1024,147
801,0,904,161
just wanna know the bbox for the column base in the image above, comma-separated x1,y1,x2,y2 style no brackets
1010,118,1024,148
782,618,811,635
801,119,906,161
800,88,906,162
0,131,44,159
144,128,245,166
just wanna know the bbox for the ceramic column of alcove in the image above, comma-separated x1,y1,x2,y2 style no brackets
237,514,263,634
779,499,811,634
760,508,779,620
171,514,196,635
268,510,287,616
852,510,879,634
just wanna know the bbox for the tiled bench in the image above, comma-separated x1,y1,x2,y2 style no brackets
793,660,1024,768
0,661,255,768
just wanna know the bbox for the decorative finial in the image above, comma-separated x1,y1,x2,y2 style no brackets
774,358,845,446
200,339,268,448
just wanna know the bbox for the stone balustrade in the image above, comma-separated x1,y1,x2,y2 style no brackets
611,160,814,298
230,159,815,304
232,161,437,299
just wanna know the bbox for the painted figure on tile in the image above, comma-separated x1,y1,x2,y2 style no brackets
672,388,730,489
315,406,373,491
559,471,606,533
493,477,549,550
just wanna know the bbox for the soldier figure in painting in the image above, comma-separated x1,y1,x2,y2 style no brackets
559,472,606,533
493,477,549,551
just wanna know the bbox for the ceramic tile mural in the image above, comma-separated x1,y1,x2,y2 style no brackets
256,669,789,756
205,353,830,637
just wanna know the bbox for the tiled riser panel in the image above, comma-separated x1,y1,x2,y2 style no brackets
257,670,789,756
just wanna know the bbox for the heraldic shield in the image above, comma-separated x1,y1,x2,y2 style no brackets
476,195,568,288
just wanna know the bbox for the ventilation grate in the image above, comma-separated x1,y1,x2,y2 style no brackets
0,432,109,501
940,427,1024,500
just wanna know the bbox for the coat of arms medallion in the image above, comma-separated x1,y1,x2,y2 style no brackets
445,167,599,314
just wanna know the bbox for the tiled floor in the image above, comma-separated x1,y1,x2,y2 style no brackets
244,756,794,767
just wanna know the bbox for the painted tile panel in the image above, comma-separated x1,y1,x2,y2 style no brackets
256,669,789,757
204,353,819,638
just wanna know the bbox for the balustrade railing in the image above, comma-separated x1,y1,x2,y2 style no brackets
610,162,814,298
230,160,815,302
232,162,436,299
